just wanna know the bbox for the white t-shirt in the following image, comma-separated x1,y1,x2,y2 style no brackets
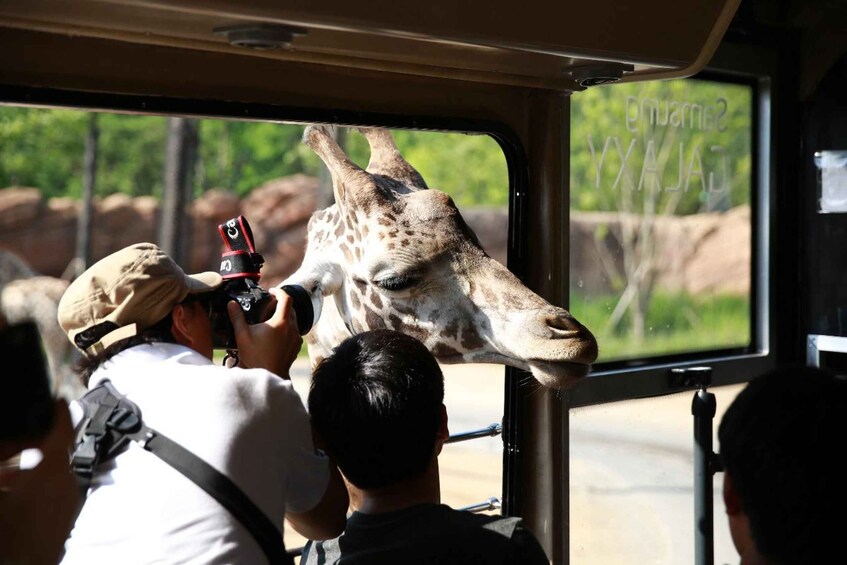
61,342,329,565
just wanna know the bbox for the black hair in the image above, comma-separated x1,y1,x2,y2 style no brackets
308,329,444,490
717,365,847,565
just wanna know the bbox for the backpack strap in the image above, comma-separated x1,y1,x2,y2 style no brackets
71,381,294,565
71,381,141,502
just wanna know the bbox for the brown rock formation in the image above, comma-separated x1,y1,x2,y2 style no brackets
0,185,750,297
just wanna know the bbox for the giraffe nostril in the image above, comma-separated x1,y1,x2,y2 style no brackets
540,312,583,338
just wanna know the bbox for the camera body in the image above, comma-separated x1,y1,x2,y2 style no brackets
210,216,317,349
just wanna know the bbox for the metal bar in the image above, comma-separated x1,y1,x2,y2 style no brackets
458,497,502,514
692,387,717,565
446,423,502,444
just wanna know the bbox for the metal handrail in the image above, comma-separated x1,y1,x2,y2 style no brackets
459,496,501,513
445,422,502,444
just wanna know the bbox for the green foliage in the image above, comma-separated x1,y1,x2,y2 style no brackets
196,120,321,196
0,105,87,197
0,106,509,207
570,290,750,362
97,114,167,197
570,78,753,215
344,129,509,207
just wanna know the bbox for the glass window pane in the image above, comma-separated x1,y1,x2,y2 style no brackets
569,79,753,363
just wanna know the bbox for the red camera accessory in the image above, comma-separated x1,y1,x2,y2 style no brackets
217,215,264,281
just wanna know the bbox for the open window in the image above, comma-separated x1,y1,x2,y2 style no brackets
0,98,516,550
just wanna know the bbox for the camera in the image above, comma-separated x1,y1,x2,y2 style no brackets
209,215,320,349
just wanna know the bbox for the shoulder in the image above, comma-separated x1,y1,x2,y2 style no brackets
441,510,548,563
434,506,518,533
506,522,549,563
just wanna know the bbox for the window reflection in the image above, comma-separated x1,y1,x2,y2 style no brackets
569,79,753,363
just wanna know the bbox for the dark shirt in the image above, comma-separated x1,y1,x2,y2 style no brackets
300,503,549,564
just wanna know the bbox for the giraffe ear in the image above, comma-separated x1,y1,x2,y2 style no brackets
302,124,375,211
356,127,428,191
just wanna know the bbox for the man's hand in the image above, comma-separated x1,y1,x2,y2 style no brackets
227,287,302,378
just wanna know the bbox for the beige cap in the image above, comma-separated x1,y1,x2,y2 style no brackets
58,242,222,356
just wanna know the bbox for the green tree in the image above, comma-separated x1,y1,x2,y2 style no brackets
0,107,511,208
344,129,509,208
0,106,86,197
196,120,320,196
96,113,167,197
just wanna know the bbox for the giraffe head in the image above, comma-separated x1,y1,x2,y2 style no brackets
282,125,597,389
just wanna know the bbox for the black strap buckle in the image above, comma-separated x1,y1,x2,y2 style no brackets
107,407,141,434
72,434,98,479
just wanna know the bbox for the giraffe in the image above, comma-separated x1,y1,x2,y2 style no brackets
0,251,83,399
282,125,597,389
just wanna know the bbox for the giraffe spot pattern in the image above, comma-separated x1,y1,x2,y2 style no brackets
461,325,485,350
353,278,368,294
440,319,459,339
393,302,416,317
364,306,384,330
432,342,462,358
387,313,402,330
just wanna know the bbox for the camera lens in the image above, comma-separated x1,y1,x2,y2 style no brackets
280,284,318,335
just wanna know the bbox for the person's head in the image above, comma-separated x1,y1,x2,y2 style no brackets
57,243,222,384
718,365,847,565
308,329,446,490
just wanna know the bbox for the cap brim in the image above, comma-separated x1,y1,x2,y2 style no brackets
185,271,223,293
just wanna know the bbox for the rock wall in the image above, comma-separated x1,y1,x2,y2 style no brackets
0,182,749,296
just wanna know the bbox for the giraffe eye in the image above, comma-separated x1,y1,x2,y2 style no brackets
375,274,419,292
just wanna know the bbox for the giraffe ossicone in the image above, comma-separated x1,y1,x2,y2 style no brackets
282,125,598,389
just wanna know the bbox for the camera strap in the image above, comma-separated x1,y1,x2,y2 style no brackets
218,215,264,282
71,380,294,565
